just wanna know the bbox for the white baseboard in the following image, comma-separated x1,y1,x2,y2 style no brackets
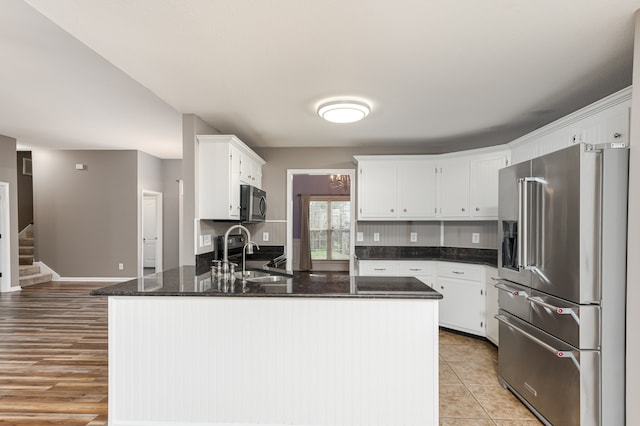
5,286,22,293
35,261,131,282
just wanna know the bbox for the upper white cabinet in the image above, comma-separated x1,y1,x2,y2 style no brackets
355,149,509,221
358,159,437,220
509,88,631,164
437,158,470,218
469,154,510,218
196,135,265,220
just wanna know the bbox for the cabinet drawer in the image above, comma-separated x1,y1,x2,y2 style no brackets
437,262,483,282
357,261,398,276
397,261,434,277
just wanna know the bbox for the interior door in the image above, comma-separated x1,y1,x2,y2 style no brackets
143,197,157,269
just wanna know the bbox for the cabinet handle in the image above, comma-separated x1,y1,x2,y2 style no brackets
390,209,394,213
614,132,622,138
409,268,422,271
374,268,387,271
475,207,480,211
403,208,407,212
452,271,464,275
461,208,466,212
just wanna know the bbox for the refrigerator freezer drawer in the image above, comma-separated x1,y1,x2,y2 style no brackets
529,290,600,350
497,312,600,426
496,280,530,322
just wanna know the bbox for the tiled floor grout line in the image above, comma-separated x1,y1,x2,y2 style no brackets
441,354,498,425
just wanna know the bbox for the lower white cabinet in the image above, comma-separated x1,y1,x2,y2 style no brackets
436,263,485,336
358,260,489,338
485,266,499,345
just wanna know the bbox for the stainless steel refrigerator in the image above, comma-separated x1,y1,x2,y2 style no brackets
496,143,628,425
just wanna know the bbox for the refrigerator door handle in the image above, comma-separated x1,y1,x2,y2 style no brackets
518,178,525,270
527,296,580,323
494,282,528,297
495,314,580,369
521,177,546,270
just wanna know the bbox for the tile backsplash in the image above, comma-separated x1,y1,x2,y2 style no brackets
355,221,499,250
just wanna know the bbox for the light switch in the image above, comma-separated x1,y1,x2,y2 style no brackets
356,232,364,242
410,232,418,242
472,233,480,244
203,234,212,246
118,263,124,270
263,232,269,242
373,232,380,242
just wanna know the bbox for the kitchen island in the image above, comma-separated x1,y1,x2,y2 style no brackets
92,267,442,426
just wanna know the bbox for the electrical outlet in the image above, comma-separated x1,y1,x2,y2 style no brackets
356,232,364,242
472,233,480,244
263,232,269,242
118,263,124,270
373,232,380,242
410,232,418,242
203,234,212,246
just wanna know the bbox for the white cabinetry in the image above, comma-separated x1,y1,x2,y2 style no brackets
437,158,470,218
355,150,509,221
358,259,489,337
239,150,263,188
357,260,435,287
196,135,265,220
484,266,499,345
436,262,486,336
469,154,510,218
357,160,437,220
509,88,631,164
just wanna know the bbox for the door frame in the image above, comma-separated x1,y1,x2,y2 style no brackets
0,182,11,292
285,169,356,274
140,190,163,276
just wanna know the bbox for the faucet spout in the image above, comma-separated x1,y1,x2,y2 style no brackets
223,224,252,264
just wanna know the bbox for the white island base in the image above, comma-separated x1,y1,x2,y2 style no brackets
108,296,439,426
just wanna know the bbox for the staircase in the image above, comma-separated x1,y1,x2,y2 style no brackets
19,228,52,287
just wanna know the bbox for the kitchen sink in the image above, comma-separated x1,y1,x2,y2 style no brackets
245,275,289,284
234,270,270,279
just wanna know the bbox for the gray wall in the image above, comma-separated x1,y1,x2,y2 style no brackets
0,135,20,288
161,159,182,269
33,149,138,277
627,10,640,423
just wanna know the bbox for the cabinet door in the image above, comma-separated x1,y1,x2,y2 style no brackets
437,277,485,335
357,260,398,276
438,159,470,218
485,267,499,345
469,154,508,218
358,163,397,219
397,162,437,219
252,161,263,189
239,152,252,185
228,145,241,219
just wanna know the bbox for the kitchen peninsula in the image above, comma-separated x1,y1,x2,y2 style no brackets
93,267,442,426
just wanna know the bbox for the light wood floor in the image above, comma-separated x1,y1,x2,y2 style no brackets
0,282,109,425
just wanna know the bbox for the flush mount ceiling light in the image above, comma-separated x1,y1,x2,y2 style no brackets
317,100,370,123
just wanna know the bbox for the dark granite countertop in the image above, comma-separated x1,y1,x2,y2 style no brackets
355,246,498,267
91,266,442,300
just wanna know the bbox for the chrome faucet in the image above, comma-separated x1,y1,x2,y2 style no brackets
223,224,252,279
242,240,260,282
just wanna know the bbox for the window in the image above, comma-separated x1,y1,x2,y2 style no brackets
309,196,350,261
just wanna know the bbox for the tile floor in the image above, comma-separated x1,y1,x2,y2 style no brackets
439,329,543,425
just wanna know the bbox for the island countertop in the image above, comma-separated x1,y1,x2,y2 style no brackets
91,266,442,299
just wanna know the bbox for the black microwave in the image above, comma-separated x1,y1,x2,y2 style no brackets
240,185,267,222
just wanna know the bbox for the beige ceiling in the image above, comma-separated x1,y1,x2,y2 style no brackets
2,0,639,159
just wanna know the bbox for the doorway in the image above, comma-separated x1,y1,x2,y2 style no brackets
0,182,11,292
286,169,355,274
141,190,163,276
